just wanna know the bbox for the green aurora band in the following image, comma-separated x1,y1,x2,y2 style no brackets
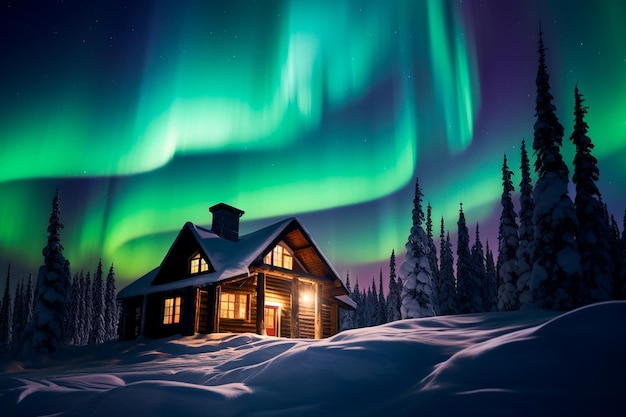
1,0,624,286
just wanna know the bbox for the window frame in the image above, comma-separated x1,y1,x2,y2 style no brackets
163,296,182,325
189,252,209,275
219,292,250,320
263,243,294,270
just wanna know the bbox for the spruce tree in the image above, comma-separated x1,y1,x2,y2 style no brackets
104,264,118,340
426,203,440,314
11,279,25,350
340,272,355,331
612,210,626,300
469,224,487,312
438,226,457,316
485,241,498,311
516,139,535,307
531,31,581,310
378,269,387,324
90,260,106,345
386,250,402,322
370,276,381,325
497,154,520,311
351,279,363,328
0,266,12,351
399,178,435,318
570,85,613,304
456,203,472,314
66,273,80,345
82,272,93,344
22,189,72,356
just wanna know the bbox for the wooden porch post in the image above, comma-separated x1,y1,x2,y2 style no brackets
314,282,323,339
214,285,221,332
256,273,266,336
291,277,300,338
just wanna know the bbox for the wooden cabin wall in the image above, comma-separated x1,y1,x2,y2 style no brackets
322,303,332,338
266,276,292,338
217,279,257,334
120,295,143,341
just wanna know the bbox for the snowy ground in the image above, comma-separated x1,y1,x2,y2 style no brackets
1,301,624,417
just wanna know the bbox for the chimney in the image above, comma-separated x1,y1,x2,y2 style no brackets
209,203,245,241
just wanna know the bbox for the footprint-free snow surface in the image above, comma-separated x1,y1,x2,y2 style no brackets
1,301,624,416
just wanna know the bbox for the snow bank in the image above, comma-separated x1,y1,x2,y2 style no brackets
1,302,624,416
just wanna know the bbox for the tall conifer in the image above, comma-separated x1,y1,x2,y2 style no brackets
531,31,581,310
456,203,472,314
400,178,435,318
570,86,613,303
22,189,72,356
498,154,520,310
386,250,402,322
516,139,534,306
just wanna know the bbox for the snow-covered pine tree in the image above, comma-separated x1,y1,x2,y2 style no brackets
340,272,355,331
438,224,457,316
426,203,440,314
610,210,626,300
377,269,387,324
82,272,93,344
386,250,402,322
369,276,382,325
469,224,487,313
456,203,472,314
90,260,106,345
570,86,613,304
104,264,119,340
617,210,626,298
0,266,12,351
531,31,581,311
497,154,520,311
11,280,23,349
485,241,498,311
516,139,534,307
22,189,72,356
23,274,34,335
65,273,80,345
351,279,363,328
399,178,435,318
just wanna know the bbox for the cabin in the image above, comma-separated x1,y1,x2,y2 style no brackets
117,203,356,340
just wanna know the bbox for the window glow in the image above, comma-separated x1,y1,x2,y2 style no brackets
163,296,182,324
220,292,248,319
190,253,209,274
264,244,293,270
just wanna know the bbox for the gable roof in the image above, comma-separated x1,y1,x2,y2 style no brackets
118,217,345,299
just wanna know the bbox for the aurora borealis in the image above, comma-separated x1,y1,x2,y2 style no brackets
1,0,625,290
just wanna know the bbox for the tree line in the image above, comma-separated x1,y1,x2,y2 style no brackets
0,190,119,357
342,31,625,330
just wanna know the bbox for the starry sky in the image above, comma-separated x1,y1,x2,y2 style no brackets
1,0,625,293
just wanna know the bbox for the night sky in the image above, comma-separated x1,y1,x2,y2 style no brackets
1,0,625,292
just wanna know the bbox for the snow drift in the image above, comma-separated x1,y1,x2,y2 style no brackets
1,302,624,416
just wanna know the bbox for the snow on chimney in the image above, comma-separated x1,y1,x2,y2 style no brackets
209,203,245,241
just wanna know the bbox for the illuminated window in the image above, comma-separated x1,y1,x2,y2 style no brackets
263,244,293,270
190,253,209,274
219,292,248,319
163,296,182,325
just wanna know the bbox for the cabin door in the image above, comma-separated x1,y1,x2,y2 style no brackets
264,305,279,337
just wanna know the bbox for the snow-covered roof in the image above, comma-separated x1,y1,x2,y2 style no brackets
118,217,344,299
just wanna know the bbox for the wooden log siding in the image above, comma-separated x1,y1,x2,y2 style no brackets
265,276,292,338
322,303,332,338
298,280,316,339
217,279,256,334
